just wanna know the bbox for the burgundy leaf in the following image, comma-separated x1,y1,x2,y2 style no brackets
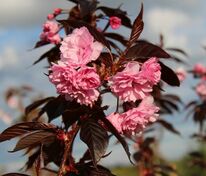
156,120,180,135
34,40,50,49
128,4,144,46
2,174,30,176
42,139,65,166
33,46,60,65
185,101,198,109
25,150,41,170
99,115,133,165
25,97,55,115
79,0,98,17
97,6,132,28
80,118,109,167
11,130,55,152
41,96,68,122
159,62,180,86
77,163,115,176
166,47,188,57
125,41,171,60
0,122,56,142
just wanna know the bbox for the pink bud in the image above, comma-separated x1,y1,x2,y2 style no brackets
109,16,122,30
47,14,54,20
54,8,62,15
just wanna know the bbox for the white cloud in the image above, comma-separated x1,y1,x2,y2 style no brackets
0,47,19,70
145,8,191,52
0,0,72,27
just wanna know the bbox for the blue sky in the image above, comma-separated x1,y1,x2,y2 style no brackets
0,0,206,172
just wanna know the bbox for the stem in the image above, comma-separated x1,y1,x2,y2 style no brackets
58,141,71,176
57,125,79,176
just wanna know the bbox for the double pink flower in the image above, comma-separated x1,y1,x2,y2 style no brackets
49,27,103,106
110,57,161,102
60,27,103,68
49,62,100,106
107,96,159,134
40,21,61,44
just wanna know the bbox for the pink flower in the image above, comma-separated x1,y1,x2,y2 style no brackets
47,14,54,20
49,62,101,106
193,63,206,75
40,21,61,44
140,57,161,85
0,109,12,125
60,27,103,68
110,59,161,102
175,68,187,82
54,8,62,15
106,97,159,135
109,16,122,29
106,113,123,133
121,97,159,134
196,81,206,99
49,34,61,45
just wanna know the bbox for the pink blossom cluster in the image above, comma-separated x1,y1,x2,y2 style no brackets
40,21,61,44
49,62,100,106
175,67,187,82
60,27,103,68
109,16,122,29
49,27,103,106
195,81,206,99
107,97,159,134
193,63,206,77
110,58,161,102
47,8,62,20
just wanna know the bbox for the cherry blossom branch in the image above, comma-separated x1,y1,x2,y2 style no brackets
57,125,79,176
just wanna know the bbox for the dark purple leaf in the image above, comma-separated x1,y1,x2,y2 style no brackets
42,139,64,166
125,41,171,60
80,118,109,167
166,47,188,57
77,163,115,176
12,130,55,152
33,46,60,65
99,115,133,165
25,97,55,115
159,62,180,86
97,6,132,28
25,150,41,170
156,120,180,135
128,4,144,46
34,40,50,49
79,0,98,17
2,174,30,176
0,122,56,142
185,101,198,109
41,96,68,122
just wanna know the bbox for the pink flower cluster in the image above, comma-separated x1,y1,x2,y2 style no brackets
175,68,187,82
193,63,206,76
49,62,100,106
110,58,161,102
47,8,62,20
40,21,61,44
60,27,103,68
109,16,122,29
195,81,206,99
107,97,159,134
49,27,103,106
